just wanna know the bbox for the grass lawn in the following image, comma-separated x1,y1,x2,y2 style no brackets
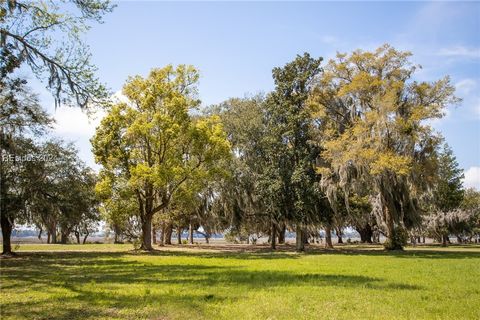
1,244,479,319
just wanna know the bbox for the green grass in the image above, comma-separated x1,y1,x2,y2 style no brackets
1,244,480,319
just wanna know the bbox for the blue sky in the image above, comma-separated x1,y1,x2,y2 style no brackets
40,1,479,188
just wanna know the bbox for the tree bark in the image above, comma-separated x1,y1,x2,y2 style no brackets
47,231,51,244
60,230,69,244
325,225,333,249
1,213,13,255
336,227,343,244
278,223,286,244
75,231,80,244
113,224,122,243
384,206,403,250
164,223,173,245
188,222,194,244
177,227,182,244
83,232,89,244
140,213,153,250
442,234,448,247
295,224,304,251
357,224,373,243
49,222,57,244
270,220,277,250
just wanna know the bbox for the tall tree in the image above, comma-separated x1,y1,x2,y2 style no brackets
423,144,465,246
0,73,52,254
208,96,271,246
92,65,231,250
260,53,324,251
310,44,458,250
433,144,465,212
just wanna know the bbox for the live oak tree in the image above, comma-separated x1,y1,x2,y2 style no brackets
208,96,270,245
0,73,52,254
460,189,480,242
92,65,231,250
29,140,99,244
0,0,113,108
310,44,458,250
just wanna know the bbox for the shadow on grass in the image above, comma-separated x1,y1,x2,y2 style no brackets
0,251,421,319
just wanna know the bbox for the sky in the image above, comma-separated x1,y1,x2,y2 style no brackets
35,1,479,189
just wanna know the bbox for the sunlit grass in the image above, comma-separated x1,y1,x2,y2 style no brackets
1,244,479,319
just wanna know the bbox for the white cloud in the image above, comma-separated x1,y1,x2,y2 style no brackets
464,166,480,190
52,107,105,137
51,91,127,136
111,90,129,104
455,78,476,95
438,46,480,59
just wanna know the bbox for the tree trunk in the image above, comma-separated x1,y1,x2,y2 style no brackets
152,227,157,245
74,231,80,244
37,228,43,240
158,223,165,246
295,224,304,252
335,227,343,244
113,224,122,243
164,223,173,245
411,236,417,247
357,224,373,243
278,223,286,244
60,230,69,244
47,232,51,244
1,213,13,255
422,236,425,243
188,222,194,244
177,227,182,244
325,225,333,249
83,232,89,244
140,213,153,250
49,222,57,244
270,221,277,250
384,206,403,250
442,234,448,247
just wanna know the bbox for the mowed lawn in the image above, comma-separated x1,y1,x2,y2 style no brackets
1,244,479,320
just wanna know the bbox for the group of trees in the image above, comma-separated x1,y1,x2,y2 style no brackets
0,71,100,253
96,46,479,252
1,0,113,254
2,1,479,255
